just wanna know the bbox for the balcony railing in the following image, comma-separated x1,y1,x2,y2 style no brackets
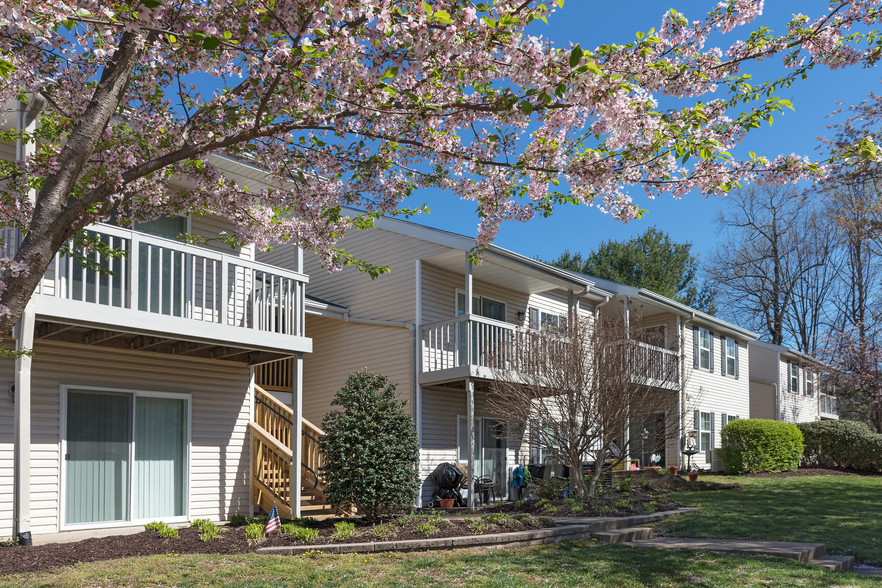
820,393,840,418
20,224,307,339
420,315,680,390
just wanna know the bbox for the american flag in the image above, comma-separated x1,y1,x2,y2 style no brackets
264,504,281,535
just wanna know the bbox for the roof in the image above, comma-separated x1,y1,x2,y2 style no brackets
750,340,831,369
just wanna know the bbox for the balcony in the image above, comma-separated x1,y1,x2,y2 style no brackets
820,393,840,420
419,315,679,391
14,224,311,358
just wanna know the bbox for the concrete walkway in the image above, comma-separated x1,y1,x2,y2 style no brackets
626,536,858,573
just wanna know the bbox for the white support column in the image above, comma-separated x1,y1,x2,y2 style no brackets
678,316,685,470
13,301,35,545
567,290,575,324
466,378,475,509
292,353,303,518
623,296,630,337
465,257,473,367
414,259,423,508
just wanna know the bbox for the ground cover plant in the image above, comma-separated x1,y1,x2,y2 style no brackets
656,471,882,564
2,542,879,587
0,511,554,576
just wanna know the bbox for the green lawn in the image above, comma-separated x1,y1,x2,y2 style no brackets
2,543,878,587
657,474,882,563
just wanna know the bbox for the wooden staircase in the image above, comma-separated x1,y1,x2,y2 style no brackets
249,384,335,518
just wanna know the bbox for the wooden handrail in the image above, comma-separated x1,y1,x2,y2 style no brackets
255,384,294,418
249,422,293,459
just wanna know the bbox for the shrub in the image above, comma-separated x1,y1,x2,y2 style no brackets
532,478,569,500
320,371,420,521
280,524,319,542
720,419,804,474
798,420,882,472
228,514,247,526
331,521,356,542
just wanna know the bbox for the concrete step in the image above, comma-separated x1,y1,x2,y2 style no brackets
593,527,653,544
808,555,855,571
626,538,828,563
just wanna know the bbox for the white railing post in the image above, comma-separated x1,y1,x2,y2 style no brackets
220,258,229,326
128,231,139,310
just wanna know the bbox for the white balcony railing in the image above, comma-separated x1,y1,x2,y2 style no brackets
21,224,307,339
420,315,680,390
820,393,840,418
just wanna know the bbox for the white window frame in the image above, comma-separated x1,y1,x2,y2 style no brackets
59,384,192,532
805,369,814,396
456,290,506,322
699,411,714,453
640,325,667,348
789,362,800,394
724,338,737,377
698,327,712,370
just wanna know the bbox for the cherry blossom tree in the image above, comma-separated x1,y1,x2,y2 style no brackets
0,0,880,337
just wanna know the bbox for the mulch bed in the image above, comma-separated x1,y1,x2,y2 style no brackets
498,487,686,517
0,514,554,577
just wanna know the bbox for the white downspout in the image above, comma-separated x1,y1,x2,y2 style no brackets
414,259,423,508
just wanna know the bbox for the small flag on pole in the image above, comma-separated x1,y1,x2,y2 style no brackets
264,504,281,535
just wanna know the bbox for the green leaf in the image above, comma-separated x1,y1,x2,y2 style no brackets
380,66,398,82
432,10,453,24
569,45,584,67
141,0,163,6
584,62,602,76
0,59,14,79
202,36,221,50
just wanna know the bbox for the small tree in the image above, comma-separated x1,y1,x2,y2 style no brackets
320,371,419,521
487,315,681,498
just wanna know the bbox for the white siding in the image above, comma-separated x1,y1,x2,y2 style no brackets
301,315,413,427
778,358,819,423
190,214,253,260
1,340,252,538
682,325,751,471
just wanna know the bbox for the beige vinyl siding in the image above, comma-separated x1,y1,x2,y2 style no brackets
749,381,777,419
638,312,680,350
7,340,251,536
778,358,819,423
190,214,253,260
0,140,14,161
421,263,579,326
748,344,780,385
682,325,751,471
0,376,13,537
255,241,300,273
302,315,413,426
304,228,449,323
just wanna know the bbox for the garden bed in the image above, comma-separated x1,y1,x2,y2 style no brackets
0,512,554,577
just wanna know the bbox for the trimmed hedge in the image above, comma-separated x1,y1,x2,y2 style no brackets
720,419,804,474
798,420,882,472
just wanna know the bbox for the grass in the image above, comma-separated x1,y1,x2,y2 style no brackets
2,542,879,587
656,474,882,563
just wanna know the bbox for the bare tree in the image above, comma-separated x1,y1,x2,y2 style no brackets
708,184,827,349
486,315,680,498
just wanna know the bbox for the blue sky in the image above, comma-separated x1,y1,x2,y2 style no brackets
401,1,881,266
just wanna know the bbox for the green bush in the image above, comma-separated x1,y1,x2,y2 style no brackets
228,514,247,526
798,420,882,472
244,522,265,544
331,521,356,542
320,371,420,521
720,419,804,474
280,524,319,542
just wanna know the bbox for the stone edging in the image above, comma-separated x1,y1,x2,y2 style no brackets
256,507,695,556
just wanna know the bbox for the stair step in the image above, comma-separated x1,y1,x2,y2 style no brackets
807,555,855,571
593,527,653,543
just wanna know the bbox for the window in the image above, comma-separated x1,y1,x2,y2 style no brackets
805,370,814,396
721,414,739,428
457,292,505,321
639,325,666,347
789,362,799,394
697,410,713,452
696,327,712,371
527,307,566,331
723,337,738,377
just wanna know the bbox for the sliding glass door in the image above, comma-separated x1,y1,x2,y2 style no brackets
64,388,189,527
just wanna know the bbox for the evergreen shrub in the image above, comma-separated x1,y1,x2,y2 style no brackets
798,420,882,472
320,371,420,521
720,419,804,474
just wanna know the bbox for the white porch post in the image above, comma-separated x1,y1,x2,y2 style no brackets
676,315,683,470
13,301,35,545
465,257,473,365
466,377,475,509
623,296,630,337
567,289,575,324
414,259,423,508
292,353,303,518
